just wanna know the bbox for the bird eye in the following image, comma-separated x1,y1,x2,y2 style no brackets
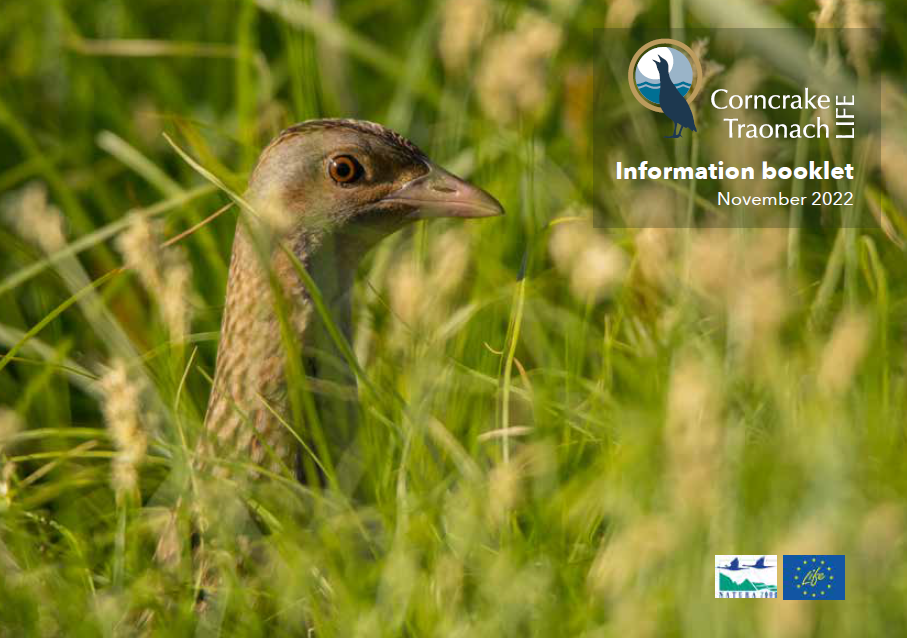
328,155,363,185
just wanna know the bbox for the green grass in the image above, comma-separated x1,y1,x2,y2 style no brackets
1,0,907,636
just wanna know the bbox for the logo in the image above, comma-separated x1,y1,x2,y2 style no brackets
628,39,702,138
715,555,778,598
783,555,845,600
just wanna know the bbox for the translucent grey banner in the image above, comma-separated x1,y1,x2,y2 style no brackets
593,28,883,228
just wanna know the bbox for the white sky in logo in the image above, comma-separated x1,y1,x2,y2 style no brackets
637,47,674,80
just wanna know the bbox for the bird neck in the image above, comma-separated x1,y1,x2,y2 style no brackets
202,223,359,475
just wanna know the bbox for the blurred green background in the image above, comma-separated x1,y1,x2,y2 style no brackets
1,0,906,636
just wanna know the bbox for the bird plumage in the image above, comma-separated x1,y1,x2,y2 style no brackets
654,56,696,138
201,119,503,483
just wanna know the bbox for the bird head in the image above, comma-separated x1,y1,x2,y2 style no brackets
654,55,668,72
247,119,503,249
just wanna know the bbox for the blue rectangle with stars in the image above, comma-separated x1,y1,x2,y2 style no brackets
783,555,845,600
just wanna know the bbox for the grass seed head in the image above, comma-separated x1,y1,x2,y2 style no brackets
388,230,473,342
813,0,840,28
550,221,626,302
570,238,627,302
4,182,66,253
588,516,675,597
818,310,871,394
99,360,148,494
389,260,426,329
0,408,21,452
439,0,491,74
858,502,904,565
635,227,675,288
666,357,723,516
429,228,471,296
606,0,645,28
693,39,726,99
843,0,883,77
487,461,521,525
0,409,22,504
117,215,194,340
477,11,562,124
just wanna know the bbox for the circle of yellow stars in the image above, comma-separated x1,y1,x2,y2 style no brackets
792,558,835,597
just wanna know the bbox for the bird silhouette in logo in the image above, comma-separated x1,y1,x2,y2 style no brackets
717,558,745,571
744,557,772,569
654,55,697,138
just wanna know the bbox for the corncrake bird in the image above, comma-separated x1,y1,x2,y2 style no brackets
201,118,504,486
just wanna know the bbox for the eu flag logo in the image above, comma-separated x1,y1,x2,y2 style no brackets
783,555,845,600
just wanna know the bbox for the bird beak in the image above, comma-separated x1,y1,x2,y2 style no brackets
381,164,505,219
657,55,664,63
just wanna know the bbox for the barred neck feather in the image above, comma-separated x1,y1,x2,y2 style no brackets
202,225,357,479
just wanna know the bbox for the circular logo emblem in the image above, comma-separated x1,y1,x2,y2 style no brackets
628,39,703,113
